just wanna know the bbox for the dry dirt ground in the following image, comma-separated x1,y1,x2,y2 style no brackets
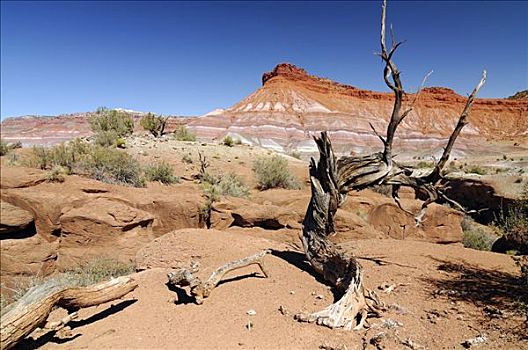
19,228,526,350
2,136,527,349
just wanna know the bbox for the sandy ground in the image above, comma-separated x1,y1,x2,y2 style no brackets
20,229,527,350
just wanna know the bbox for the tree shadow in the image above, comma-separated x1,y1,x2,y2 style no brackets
165,282,195,305
68,299,137,329
271,249,341,300
423,257,527,314
16,299,137,349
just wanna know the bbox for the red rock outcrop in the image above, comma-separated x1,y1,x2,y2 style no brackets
210,188,463,245
188,63,528,155
0,168,204,280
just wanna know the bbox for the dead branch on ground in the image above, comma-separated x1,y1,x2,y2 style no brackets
167,249,271,304
0,276,137,350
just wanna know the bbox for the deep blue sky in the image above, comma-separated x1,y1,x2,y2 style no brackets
1,1,526,119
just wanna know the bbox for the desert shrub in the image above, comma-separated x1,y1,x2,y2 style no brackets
252,155,302,190
89,108,134,147
94,130,119,147
140,113,168,137
290,151,302,160
461,216,499,251
5,152,20,166
174,126,196,141
86,146,145,187
144,161,179,185
200,172,249,199
46,165,68,183
415,161,434,168
494,187,528,254
65,257,135,287
182,153,193,164
89,107,134,136
466,165,487,175
31,146,51,169
222,135,235,147
0,139,9,156
115,137,126,148
199,172,250,227
31,139,91,172
217,173,250,198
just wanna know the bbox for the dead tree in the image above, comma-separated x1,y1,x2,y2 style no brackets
0,276,137,349
295,0,486,329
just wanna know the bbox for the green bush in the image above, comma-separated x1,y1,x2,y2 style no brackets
252,155,302,190
29,139,146,187
174,126,196,141
31,146,51,169
182,153,193,164
94,130,119,147
89,107,134,136
466,165,487,175
290,151,302,160
494,187,528,253
415,161,434,168
0,139,8,156
31,139,92,172
89,108,134,147
461,216,499,251
140,113,168,137
144,161,179,185
199,172,250,228
86,146,145,187
46,165,68,183
222,135,235,147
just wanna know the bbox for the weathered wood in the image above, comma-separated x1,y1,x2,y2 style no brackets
168,249,271,304
0,276,137,350
296,0,485,330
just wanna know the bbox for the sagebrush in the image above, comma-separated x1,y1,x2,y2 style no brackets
145,161,179,184
252,155,302,190
174,126,196,141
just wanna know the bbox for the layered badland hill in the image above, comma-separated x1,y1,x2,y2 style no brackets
1,63,527,156
187,63,528,156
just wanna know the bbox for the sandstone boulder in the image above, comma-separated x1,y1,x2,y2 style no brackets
0,167,47,189
0,201,34,235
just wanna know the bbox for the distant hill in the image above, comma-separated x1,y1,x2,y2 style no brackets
1,63,527,155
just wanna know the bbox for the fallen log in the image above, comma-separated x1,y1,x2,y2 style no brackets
167,249,271,304
0,276,137,350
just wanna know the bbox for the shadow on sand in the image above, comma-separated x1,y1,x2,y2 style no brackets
16,299,137,349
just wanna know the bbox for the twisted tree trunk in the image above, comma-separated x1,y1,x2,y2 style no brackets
295,133,384,330
295,1,485,329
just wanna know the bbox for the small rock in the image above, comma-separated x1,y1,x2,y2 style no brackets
278,305,289,315
245,320,253,331
461,334,487,348
316,295,324,299
246,309,256,316
382,319,402,329
290,290,295,295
